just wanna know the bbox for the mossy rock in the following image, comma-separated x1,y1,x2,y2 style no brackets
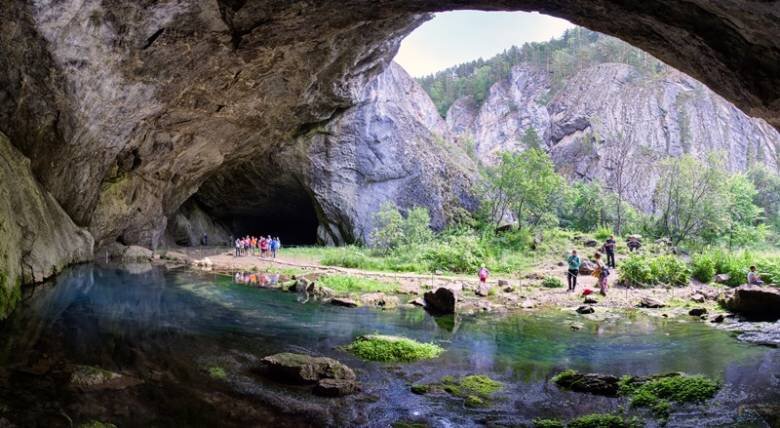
207,366,227,380
567,413,641,428
464,395,485,408
412,374,503,408
532,418,564,428
345,335,443,362
552,369,620,396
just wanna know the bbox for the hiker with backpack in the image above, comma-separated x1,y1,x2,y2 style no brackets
603,235,617,268
592,252,610,296
566,249,580,292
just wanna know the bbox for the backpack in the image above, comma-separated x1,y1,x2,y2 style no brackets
601,266,610,277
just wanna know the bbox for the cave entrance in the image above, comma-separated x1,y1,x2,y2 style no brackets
222,191,320,246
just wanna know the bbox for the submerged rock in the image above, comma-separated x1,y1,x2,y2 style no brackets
360,292,399,308
259,353,356,385
689,308,708,317
726,285,780,321
424,287,456,315
69,365,142,391
552,370,620,396
313,378,361,397
330,298,359,308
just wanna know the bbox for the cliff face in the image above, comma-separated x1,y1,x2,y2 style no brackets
0,132,93,318
447,63,780,209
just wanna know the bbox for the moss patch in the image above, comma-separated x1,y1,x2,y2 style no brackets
0,271,21,320
568,413,641,428
618,373,719,419
410,374,503,408
345,335,443,362
207,366,227,380
533,418,564,428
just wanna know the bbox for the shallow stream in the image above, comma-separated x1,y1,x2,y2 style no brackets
0,265,778,427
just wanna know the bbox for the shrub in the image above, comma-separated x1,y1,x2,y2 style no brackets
541,276,564,288
421,235,487,273
345,335,444,362
619,255,654,287
594,226,613,240
691,253,716,283
649,255,691,286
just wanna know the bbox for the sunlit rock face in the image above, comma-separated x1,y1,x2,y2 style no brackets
447,63,780,210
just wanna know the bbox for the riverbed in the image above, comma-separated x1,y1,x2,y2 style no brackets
0,264,778,427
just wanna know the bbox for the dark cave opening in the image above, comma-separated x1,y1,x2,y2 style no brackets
223,198,320,246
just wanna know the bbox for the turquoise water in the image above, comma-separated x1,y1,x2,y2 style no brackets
0,264,777,427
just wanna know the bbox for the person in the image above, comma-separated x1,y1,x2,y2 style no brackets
271,237,280,258
604,235,617,268
566,249,581,292
234,238,241,257
747,266,764,285
592,252,609,296
260,236,269,257
201,232,208,246
478,266,489,285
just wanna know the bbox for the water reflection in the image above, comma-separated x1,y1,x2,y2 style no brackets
0,264,777,428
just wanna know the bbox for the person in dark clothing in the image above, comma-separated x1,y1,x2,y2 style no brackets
201,233,208,246
566,249,581,292
604,235,617,268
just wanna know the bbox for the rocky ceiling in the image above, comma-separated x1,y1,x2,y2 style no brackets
0,0,777,249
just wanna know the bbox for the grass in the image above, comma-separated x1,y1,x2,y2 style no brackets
541,276,564,288
345,335,444,362
319,275,399,294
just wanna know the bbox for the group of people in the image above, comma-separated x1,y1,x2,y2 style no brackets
234,235,281,258
565,235,619,296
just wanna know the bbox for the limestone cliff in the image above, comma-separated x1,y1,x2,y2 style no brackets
447,63,780,209
0,132,93,318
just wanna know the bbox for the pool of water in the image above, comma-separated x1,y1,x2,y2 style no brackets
0,264,778,427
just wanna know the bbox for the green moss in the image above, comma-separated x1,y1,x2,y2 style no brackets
392,422,428,428
551,369,577,384
207,366,227,380
459,375,503,396
568,413,641,428
619,373,719,420
464,395,485,407
345,335,443,362
410,384,432,395
0,271,21,320
532,418,564,428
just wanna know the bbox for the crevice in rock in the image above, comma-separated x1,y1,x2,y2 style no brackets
141,28,165,50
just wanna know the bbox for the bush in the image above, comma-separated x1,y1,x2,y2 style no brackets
345,335,444,362
541,276,564,288
619,255,654,287
691,253,716,283
650,255,690,286
594,226,613,241
370,203,434,252
421,235,487,273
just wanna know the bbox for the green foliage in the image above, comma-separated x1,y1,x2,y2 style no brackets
558,182,608,232
618,254,690,287
521,127,542,149
533,419,565,428
567,413,640,428
418,28,665,116
319,275,397,294
345,335,444,362
207,366,227,380
541,276,564,288
691,253,716,283
421,234,487,273
594,226,613,241
747,165,780,229
321,247,379,269
551,369,577,384
371,202,405,252
483,149,565,229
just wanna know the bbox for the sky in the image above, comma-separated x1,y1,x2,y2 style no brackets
394,11,574,77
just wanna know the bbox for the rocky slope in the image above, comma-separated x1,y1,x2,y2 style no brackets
0,132,93,318
447,63,780,209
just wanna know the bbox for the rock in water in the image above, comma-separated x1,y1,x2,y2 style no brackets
259,353,356,385
726,286,780,321
638,297,666,308
553,371,620,396
424,287,456,315
313,378,361,397
360,292,399,308
689,308,708,316
583,297,598,304
69,365,142,391
475,284,491,297
330,298,359,308
576,305,595,314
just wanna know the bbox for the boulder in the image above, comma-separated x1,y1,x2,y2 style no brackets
689,293,706,303
714,274,731,284
122,245,153,262
360,292,399,308
259,353,356,385
289,278,309,293
424,287,456,315
570,322,584,331
330,298,359,308
162,251,190,264
69,365,143,391
554,371,620,396
503,285,515,293
726,285,780,321
583,297,598,304
638,297,666,308
584,239,598,247
688,308,708,317
313,378,360,397
710,314,725,323
576,305,595,314
579,260,596,275
409,297,425,307
310,284,335,299
475,284,491,297
497,279,509,287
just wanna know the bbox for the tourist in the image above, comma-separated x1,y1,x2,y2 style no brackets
271,237,280,258
604,235,617,268
747,266,764,285
201,232,208,246
627,235,641,252
478,266,489,284
260,236,269,257
566,249,580,292
234,238,241,257
593,252,609,296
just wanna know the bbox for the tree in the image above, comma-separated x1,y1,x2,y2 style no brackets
747,165,780,228
484,149,565,229
653,154,729,245
370,203,434,252
603,130,641,235
724,174,764,248
521,127,542,149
